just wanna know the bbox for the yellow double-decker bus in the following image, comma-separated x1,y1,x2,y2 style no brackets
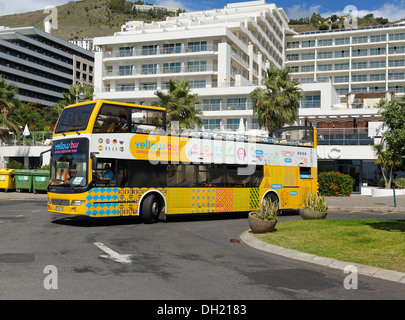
47,100,317,223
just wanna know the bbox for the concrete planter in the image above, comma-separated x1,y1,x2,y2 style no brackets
371,188,405,197
248,212,277,234
299,208,328,220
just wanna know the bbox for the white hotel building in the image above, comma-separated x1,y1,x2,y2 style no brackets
93,0,405,192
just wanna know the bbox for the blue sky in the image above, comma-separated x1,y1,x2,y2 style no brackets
1,0,405,20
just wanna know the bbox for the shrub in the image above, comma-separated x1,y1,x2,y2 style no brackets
394,177,405,189
303,192,328,213
256,199,279,221
6,160,25,169
318,171,355,197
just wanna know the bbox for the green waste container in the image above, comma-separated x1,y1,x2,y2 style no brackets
0,169,16,192
15,169,34,193
32,170,50,194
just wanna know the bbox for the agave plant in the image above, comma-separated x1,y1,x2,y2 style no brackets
303,193,328,213
256,199,279,220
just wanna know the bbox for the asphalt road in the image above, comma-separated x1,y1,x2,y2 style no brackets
0,200,404,304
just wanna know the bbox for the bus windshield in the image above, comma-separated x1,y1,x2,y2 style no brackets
55,103,96,134
50,138,89,187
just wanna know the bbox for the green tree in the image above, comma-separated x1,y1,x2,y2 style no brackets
374,97,405,188
152,78,202,129
0,75,23,134
53,83,93,117
249,66,304,136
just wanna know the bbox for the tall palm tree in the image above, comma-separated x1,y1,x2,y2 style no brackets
152,78,203,129
249,66,304,136
0,75,23,135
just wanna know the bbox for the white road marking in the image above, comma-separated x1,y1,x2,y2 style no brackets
94,242,132,264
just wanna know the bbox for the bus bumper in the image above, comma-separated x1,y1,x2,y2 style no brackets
47,192,88,216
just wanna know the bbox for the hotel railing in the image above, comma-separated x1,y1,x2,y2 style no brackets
316,128,377,145
0,131,53,147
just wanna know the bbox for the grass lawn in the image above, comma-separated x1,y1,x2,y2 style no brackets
255,219,405,273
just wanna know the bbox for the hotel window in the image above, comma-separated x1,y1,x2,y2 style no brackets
335,37,350,45
318,51,332,59
370,35,386,42
352,74,367,82
301,95,320,108
187,41,207,52
163,62,181,73
141,64,157,74
352,49,368,57
289,66,299,72
370,47,386,55
287,54,299,61
369,86,385,92
336,88,349,95
163,43,181,54
389,59,405,67
370,60,386,68
189,80,206,88
301,65,314,72
352,36,368,44
251,118,259,129
318,64,332,71
335,50,349,58
301,77,314,83
120,84,135,91
119,47,133,57
141,83,157,90
318,39,332,47
389,85,404,92
227,118,246,130
389,33,405,41
203,119,221,130
335,75,349,83
119,65,133,76
301,40,315,48
389,72,405,80
369,74,385,81
389,46,405,54
286,41,299,48
202,99,221,111
227,98,247,110
301,52,315,60
142,45,158,55
352,87,367,92
352,61,367,69
187,61,206,72
335,63,349,70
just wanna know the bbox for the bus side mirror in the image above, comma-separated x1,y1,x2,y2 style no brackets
90,152,98,170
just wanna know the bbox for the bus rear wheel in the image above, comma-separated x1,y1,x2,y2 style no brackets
141,194,160,224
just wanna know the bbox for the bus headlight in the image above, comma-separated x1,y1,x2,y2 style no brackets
71,200,85,206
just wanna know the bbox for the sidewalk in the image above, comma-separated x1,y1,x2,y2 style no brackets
325,193,405,212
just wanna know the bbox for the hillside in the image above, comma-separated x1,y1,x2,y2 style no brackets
0,0,178,41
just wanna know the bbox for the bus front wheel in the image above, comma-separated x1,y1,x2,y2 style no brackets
141,194,160,224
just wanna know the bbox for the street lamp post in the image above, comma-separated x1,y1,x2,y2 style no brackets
76,82,87,103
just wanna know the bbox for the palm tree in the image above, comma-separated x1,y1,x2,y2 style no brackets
0,75,23,140
152,78,203,129
53,83,94,117
249,66,304,136
373,141,400,189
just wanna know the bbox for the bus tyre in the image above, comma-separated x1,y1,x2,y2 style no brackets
141,194,160,224
264,192,280,212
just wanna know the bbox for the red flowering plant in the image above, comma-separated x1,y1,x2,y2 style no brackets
318,171,355,197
